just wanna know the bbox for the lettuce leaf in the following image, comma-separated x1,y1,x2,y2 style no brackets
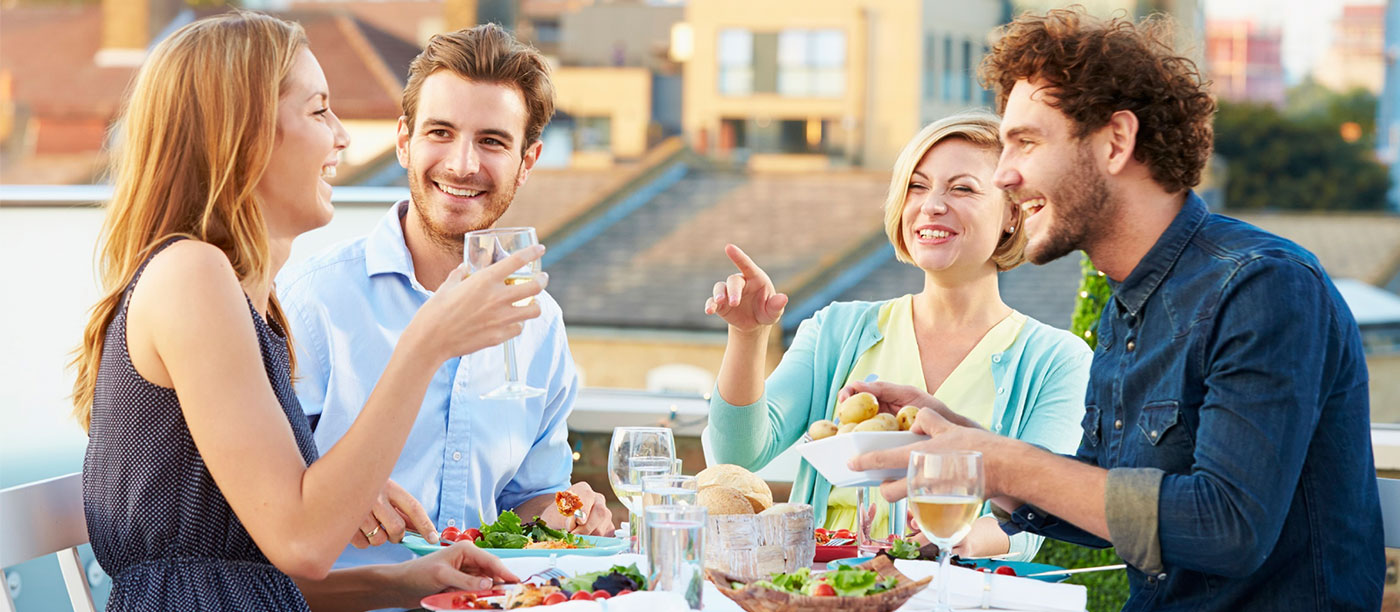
825,565,879,596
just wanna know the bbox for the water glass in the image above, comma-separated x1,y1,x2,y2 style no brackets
645,504,707,610
856,486,907,556
640,475,698,556
627,456,678,553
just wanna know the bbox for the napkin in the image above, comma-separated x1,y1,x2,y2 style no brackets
893,559,1088,612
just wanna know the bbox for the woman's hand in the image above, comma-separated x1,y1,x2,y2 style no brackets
385,541,520,606
838,380,982,429
409,245,547,364
350,479,438,548
704,244,788,334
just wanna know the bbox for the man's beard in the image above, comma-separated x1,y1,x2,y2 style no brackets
1022,141,1116,265
405,158,521,254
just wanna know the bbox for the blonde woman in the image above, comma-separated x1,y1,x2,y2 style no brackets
703,111,1090,561
73,12,537,610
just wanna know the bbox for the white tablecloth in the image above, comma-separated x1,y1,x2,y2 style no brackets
498,554,1088,612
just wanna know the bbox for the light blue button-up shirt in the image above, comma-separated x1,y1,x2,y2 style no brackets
277,201,578,569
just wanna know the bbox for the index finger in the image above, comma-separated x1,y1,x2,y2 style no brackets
724,244,769,280
388,485,439,544
476,244,546,282
847,440,928,472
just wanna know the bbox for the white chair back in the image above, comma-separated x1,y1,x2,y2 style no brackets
0,472,96,612
700,425,802,483
1379,477,1400,549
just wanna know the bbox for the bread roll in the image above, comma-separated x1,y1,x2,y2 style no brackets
698,486,754,515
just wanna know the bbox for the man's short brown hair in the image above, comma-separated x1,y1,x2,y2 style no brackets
401,23,555,151
979,8,1215,194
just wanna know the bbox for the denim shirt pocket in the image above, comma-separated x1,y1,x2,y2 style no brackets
1138,401,1186,446
1081,404,1102,448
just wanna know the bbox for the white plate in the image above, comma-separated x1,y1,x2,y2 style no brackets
797,431,927,487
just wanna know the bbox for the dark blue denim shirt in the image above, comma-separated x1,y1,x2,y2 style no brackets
1005,192,1384,611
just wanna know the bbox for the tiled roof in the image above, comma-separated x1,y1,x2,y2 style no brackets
291,11,419,119
290,1,441,47
499,167,632,237
548,169,891,330
0,6,138,119
1226,211,1400,286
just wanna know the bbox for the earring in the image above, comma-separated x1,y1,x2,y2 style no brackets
1006,226,1015,233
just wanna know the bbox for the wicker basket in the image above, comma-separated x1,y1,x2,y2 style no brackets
703,504,816,582
705,554,931,612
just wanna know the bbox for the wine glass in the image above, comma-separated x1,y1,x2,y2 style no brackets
907,451,984,612
607,427,676,549
463,227,545,399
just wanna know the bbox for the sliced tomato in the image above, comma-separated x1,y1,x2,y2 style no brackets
591,589,611,600
462,527,482,542
542,592,568,605
834,529,852,539
812,583,836,597
615,589,633,597
994,565,1017,576
569,590,593,601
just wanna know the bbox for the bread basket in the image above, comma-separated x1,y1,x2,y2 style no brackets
703,503,815,582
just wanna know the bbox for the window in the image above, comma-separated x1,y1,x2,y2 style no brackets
962,39,974,103
923,34,938,101
777,29,845,97
718,29,754,96
573,116,611,152
941,35,955,102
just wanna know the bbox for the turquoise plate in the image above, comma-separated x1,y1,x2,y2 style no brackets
827,555,1069,583
400,534,629,558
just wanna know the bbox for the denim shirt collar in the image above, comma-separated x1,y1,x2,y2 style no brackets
363,200,417,281
1110,191,1209,318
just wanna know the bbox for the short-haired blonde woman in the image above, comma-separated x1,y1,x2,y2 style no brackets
703,110,1090,561
73,12,540,610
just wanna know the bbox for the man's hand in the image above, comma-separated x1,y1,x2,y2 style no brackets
351,479,439,548
386,540,519,605
538,482,613,535
848,407,1004,502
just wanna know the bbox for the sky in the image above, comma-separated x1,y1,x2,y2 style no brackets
1205,0,1384,85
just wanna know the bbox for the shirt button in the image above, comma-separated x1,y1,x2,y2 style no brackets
1149,430,1159,439
1026,512,1035,520
1156,572,1168,581
994,424,1003,432
447,519,456,527
1126,340,1136,352
997,387,1005,395
992,354,1002,363
452,451,462,461
1114,419,1123,430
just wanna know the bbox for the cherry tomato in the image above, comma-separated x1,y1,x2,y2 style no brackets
441,526,461,542
591,589,611,600
994,565,1017,576
570,590,593,601
616,589,633,597
542,592,568,605
462,528,482,542
834,529,852,539
812,583,837,597
814,528,828,536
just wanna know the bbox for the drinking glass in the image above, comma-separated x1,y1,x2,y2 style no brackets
625,457,677,553
907,451,984,612
607,427,676,549
640,474,698,556
856,486,907,556
463,227,544,399
645,504,707,610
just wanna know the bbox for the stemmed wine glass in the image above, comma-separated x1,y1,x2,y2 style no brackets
463,227,545,399
607,427,676,551
907,451,984,612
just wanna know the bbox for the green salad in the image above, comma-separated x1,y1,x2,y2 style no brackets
476,510,590,549
558,564,648,595
745,566,899,597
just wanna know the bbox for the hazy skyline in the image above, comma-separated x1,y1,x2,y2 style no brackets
1206,0,1383,85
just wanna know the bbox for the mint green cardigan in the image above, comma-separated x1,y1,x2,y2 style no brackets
707,299,1092,561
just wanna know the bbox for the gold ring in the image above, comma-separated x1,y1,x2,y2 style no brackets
364,525,381,538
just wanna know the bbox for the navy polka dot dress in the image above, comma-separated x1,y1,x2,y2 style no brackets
83,239,319,611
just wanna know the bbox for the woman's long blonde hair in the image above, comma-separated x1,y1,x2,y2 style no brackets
72,11,306,430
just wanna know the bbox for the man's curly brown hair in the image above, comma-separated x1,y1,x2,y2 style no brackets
979,8,1215,194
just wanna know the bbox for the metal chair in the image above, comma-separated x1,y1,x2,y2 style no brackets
0,472,96,612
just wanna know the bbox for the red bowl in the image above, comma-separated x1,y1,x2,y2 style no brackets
813,544,860,562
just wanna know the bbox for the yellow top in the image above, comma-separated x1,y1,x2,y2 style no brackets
825,295,1026,534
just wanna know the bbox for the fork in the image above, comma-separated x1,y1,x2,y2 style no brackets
525,553,567,584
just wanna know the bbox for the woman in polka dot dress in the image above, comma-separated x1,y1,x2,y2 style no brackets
71,12,539,610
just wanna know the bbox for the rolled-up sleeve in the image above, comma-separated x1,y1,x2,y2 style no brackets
1105,467,1166,573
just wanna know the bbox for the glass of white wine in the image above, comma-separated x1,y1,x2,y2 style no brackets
606,427,676,551
907,450,984,612
463,227,544,399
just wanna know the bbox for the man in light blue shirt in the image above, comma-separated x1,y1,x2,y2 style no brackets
278,24,612,571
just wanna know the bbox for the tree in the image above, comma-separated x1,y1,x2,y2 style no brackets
1213,93,1389,211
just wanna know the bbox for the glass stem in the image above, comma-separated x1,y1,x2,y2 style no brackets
503,337,520,385
938,548,952,610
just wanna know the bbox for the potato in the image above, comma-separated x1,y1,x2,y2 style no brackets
836,392,879,424
808,419,839,440
896,405,920,431
837,422,858,435
853,414,897,432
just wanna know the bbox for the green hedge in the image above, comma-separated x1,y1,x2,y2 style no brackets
1029,253,1128,612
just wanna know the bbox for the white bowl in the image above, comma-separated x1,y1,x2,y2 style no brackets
797,431,928,487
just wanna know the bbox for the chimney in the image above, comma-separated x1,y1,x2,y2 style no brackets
97,0,180,67
444,0,480,32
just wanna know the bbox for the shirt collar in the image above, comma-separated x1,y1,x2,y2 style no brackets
364,200,416,279
1111,191,1209,318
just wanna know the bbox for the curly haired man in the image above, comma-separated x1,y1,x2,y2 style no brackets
848,9,1384,611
